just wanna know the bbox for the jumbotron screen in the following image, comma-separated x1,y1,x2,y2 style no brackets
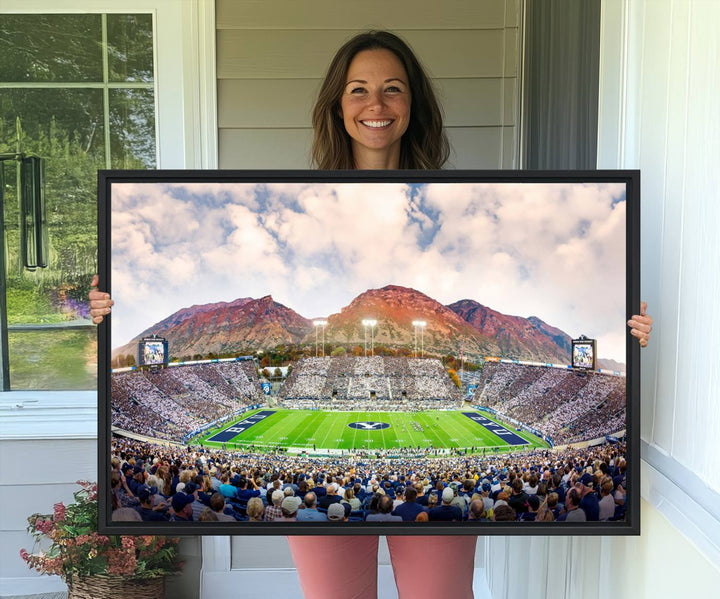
572,341,596,370
98,169,641,536
138,337,168,367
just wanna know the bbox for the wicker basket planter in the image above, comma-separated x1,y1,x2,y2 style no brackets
67,575,165,599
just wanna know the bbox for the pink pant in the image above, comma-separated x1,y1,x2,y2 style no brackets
287,535,477,598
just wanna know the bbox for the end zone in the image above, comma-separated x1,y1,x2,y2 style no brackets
207,410,276,443
461,412,529,446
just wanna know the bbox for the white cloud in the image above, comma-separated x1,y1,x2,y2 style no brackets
110,180,628,361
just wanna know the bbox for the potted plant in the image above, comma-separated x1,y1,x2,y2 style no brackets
21,480,182,598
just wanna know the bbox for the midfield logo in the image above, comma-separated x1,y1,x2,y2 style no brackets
348,421,391,430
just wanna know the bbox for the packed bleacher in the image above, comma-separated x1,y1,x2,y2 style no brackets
111,361,263,443
279,356,462,406
111,435,629,524
473,361,626,444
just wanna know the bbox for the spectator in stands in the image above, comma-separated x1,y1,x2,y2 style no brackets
218,473,236,499
598,478,616,521
199,507,218,522
210,492,237,522
341,487,362,512
429,487,463,522
296,492,328,522
519,495,540,521
184,482,205,521
549,474,566,507
236,477,261,502
296,480,309,501
494,491,510,511
327,502,347,523
448,484,468,515
467,499,488,522
492,505,517,522
524,473,539,495
246,497,265,522
536,494,557,522
391,487,426,522
264,490,285,522
112,507,142,522
170,493,194,522
480,482,494,513
135,486,168,522
414,481,429,507
276,496,300,522
366,495,402,522
558,488,586,522
578,473,600,521
318,483,342,510
209,468,221,492
111,470,136,510
507,478,530,515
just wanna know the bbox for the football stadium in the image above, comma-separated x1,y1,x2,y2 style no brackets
109,349,629,524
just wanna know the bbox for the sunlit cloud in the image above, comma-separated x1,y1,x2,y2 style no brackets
110,180,627,361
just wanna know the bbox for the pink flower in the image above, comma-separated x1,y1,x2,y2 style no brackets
34,518,54,535
121,537,135,550
19,549,29,562
107,548,137,576
53,503,66,522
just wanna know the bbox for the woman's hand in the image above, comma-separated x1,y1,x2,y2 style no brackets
627,301,652,348
89,274,114,324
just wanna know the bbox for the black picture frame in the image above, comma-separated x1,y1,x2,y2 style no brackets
98,169,640,536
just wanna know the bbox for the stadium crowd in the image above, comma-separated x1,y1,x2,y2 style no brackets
474,362,626,444
279,356,462,404
110,436,629,525
111,362,263,442
281,399,460,412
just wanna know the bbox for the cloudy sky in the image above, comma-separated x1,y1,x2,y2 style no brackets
110,180,627,361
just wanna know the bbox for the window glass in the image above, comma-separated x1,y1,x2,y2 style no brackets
107,14,155,83
0,14,155,390
0,15,103,82
9,330,98,389
109,89,156,169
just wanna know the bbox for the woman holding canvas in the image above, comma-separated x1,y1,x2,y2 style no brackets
91,30,652,598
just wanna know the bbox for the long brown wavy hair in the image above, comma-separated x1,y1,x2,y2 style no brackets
311,31,449,170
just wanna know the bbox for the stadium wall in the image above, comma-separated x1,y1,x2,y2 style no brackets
111,428,185,447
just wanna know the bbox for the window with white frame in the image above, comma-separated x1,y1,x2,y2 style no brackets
0,13,157,390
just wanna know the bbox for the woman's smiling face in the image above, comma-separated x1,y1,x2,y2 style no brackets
340,48,411,168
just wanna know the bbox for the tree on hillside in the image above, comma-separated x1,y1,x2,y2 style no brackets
447,368,461,389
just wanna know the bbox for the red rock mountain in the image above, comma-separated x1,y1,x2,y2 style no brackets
114,285,615,366
447,299,572,363
113,296,313,359
319,285,495,358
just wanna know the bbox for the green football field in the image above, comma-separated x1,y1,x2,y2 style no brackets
197,409,548,454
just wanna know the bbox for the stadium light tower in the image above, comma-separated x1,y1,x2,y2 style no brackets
412,320,426,358
362,319,377,356
314,320,328,357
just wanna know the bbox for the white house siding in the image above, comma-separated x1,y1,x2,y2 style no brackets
216,0,522,169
